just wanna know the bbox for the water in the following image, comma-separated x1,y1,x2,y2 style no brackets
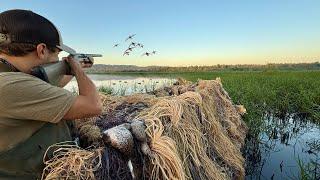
245,114,320,179
64,74,175,95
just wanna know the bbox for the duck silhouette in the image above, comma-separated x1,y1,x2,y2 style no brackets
125,46,136,52
113,43,120,48
125,34,136,42
123,51,130,56
152,51,156,54
141,52,150,56
129,42,137,47
137,43,144,48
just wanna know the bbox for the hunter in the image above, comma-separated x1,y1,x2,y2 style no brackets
0,9,102,179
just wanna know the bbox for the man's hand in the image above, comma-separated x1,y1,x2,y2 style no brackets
59,56,93,87
64,56,93,74
80,57,94,68
80,62,93,68
63,56,83,76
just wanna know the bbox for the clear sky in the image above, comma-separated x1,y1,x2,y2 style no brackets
1,0,320,66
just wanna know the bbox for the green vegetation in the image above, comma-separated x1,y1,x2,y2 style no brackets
291,157,320,180
96,79,175,96
87,62,320,74
98,86,113,95
103,71,320,126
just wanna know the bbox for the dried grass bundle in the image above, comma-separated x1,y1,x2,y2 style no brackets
198,88,245,178
198,80,247,145
43,78,247,180
136,78,247,180
138,94,227,180
41,142,103,180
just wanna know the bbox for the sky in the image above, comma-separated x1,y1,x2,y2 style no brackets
1,0,320,66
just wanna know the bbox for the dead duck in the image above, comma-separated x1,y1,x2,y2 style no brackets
102,123,134,156
130,119,152,156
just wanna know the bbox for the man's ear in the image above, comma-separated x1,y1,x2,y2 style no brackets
36,43,48,60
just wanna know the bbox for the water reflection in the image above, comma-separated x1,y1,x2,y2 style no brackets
245,114,320,179
64,74,175,95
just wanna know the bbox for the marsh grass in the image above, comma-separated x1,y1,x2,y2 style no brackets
107,71,320,124
98,86,113,95
288,157,320,180
96,79,175,96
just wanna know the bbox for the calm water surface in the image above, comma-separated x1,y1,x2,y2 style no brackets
245,114,320,180
64,74,175,95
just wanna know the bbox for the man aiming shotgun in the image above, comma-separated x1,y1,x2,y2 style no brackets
0,9,102,179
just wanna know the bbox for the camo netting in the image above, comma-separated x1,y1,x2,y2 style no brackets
41,78,248,180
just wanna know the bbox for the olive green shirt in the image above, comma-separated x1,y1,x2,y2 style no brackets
0,72,76,179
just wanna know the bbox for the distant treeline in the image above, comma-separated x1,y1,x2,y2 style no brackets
85,62,320,73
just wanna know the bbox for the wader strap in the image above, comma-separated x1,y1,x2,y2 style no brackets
0,58,19,72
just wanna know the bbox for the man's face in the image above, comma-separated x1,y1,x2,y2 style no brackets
42,47,60,64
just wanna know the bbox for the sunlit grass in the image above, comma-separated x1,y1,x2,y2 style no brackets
95,79,175,96
106,71,320,123
98,86,113,95
288,157,320,180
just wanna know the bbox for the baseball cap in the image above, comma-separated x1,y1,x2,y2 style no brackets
0,9,76,54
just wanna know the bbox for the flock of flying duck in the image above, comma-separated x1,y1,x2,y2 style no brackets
113,34,156,57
